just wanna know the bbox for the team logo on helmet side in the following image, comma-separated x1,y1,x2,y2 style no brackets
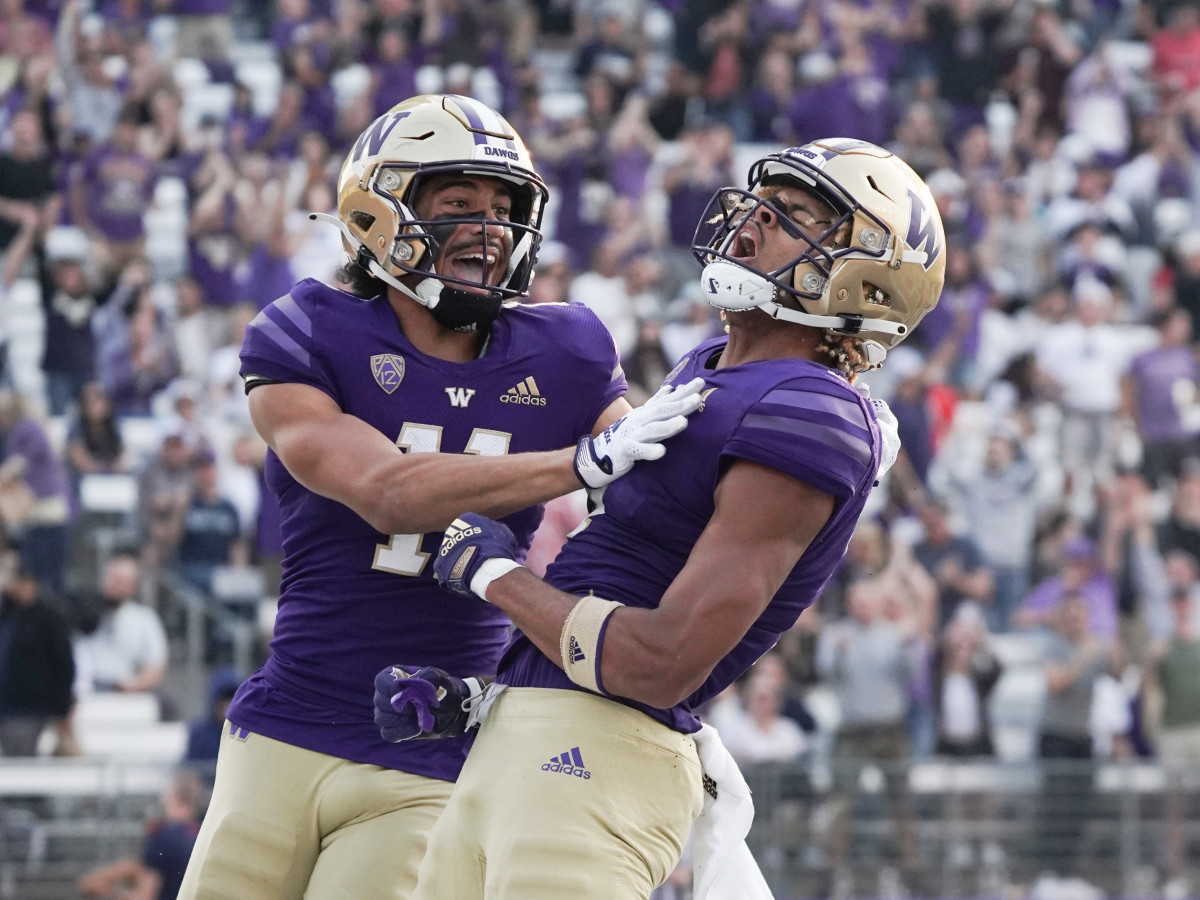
371,354,406,394
905,187,942,271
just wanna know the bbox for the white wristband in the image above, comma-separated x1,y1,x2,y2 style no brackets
559,593,623,694
469,558,523,600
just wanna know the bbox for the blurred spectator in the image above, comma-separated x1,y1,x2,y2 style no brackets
916,0,1004,127
660,118,735,255
0,195,40,386
1156,460,1200,562
1034,278,1140,516
177,449,243,595
524,490,588,579
1064,42,1135,166
976,177,1052,307
573,5,640,96
747,48,795,144
95,282,181,417
1151,2,1200,97
932,602,1003,757
658,283,723,367
1123,307,1200,488
913,499,994,630
1015,534,1120,641
881,346,936,487
1148,586,1200,891
228,429,281,595
365,27,423,119
185,146,241,309
173,0,234,62
1035,591,1118,875
1159,229,1200,332
0,388,73,595
68,104,159,282
41,225,103,416
719,653,812,765
0,555,75,757
171,275,226,383
567,240,642,361
65,380,128,481
947,424,1042,632
75,553,168,695
55,0,124,146
816,577,918,874
136,427,196,574
0,106,60,261
694,2,753,137
78,768,204,900
182,665,240,782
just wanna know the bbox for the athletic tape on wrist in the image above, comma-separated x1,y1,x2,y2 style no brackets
469,558,523,600
559,593,623,694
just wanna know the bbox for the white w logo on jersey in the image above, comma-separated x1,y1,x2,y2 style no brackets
445,387,476,408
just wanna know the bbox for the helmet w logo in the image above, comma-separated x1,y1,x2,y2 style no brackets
351,111,412,164
905,188,942,271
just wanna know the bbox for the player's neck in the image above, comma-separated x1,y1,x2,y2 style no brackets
719,317,824,368
386,289,487,362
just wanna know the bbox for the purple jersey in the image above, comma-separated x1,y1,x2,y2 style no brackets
498,337,880,733
229,279,625,781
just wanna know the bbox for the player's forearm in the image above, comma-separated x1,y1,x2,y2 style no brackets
266,404,583,533
352,447,582,534
482,569,723,710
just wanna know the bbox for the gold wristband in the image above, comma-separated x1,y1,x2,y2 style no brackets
559,593,623,694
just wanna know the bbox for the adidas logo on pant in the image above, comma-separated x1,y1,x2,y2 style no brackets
541,746,591,779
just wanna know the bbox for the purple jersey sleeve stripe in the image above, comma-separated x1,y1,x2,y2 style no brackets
740,412,873,468
249,311,312,368
757,391,871,443
276,291,313,338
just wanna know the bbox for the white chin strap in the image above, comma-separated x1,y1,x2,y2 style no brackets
310,212,444,310
700,260,905,360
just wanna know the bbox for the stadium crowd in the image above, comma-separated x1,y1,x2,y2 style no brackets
1,0,1200,897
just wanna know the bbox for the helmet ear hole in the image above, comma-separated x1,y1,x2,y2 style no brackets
349,210,376,232
862,282,892,308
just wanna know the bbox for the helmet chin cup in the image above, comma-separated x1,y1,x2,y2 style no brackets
411,275,501,331
427,285,504,332
861,340,888,369
700,260,777,311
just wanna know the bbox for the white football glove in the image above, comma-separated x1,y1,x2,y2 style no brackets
856,384,901,481
574,377,707,490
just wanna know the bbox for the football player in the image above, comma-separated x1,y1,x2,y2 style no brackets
176,94,703,900
396,139,947,898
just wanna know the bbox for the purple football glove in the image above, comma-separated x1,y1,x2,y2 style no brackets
433,513,519,599
373,665,483,742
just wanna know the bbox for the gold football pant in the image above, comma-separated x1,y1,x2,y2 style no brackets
413,688,704,899
177,725,454,900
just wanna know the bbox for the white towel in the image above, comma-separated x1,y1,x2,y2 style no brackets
690,723,775,900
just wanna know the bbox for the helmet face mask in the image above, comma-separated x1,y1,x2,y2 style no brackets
692,138,946,356
332,94,549,329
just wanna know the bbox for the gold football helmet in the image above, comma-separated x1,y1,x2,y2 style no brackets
693,138,946,365
317,94,549,330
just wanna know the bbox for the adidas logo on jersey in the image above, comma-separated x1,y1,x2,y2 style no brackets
501,376,546,406
541,746,591,779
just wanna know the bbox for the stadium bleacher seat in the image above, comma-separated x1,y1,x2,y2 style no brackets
234,57,282,116
331,63,370,109
77,474,139,516
171,57,210,95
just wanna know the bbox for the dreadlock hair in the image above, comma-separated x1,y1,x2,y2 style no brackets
335,255,387,299
815,332,869,381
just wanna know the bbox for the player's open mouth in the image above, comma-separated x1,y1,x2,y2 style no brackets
448,250,500,286
730,227,758,261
